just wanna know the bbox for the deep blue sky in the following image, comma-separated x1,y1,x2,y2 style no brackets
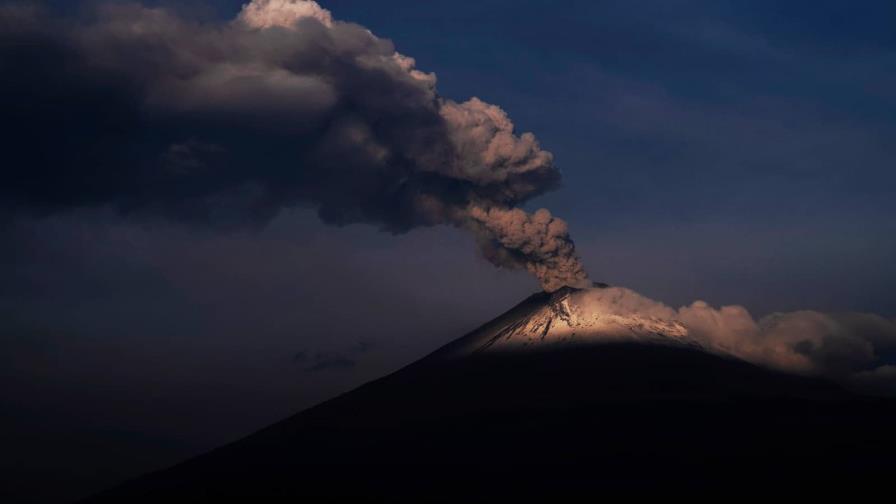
3,1,895,501
206,0,896,315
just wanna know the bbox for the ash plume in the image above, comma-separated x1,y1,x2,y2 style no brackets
0,0,589,291
467,206,590,292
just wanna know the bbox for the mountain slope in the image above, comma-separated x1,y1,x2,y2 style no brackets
84,288,896,501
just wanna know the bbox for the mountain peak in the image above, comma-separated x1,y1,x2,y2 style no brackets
434,284,696,359
84,284,896,502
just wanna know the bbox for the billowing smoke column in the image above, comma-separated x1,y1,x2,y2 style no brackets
0,0,589,291
467,206,589,292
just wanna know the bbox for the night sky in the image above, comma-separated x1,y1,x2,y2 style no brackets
2,1,895,502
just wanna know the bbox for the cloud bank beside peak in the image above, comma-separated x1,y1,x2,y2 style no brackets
577,287,896,394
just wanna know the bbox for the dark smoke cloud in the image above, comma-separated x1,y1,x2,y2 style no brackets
468,207,589,292
0,0,588,291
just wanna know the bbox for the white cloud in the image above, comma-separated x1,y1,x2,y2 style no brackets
237,0,333,29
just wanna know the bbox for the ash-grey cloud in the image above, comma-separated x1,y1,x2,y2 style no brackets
0,0,588,291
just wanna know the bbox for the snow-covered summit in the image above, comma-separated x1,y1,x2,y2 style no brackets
436,284,703,358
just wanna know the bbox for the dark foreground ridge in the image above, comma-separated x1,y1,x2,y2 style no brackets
83,293,896,501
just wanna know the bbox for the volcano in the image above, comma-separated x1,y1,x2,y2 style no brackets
84,286,896,501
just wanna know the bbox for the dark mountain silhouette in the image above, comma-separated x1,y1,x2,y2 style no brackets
83,288,896,501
